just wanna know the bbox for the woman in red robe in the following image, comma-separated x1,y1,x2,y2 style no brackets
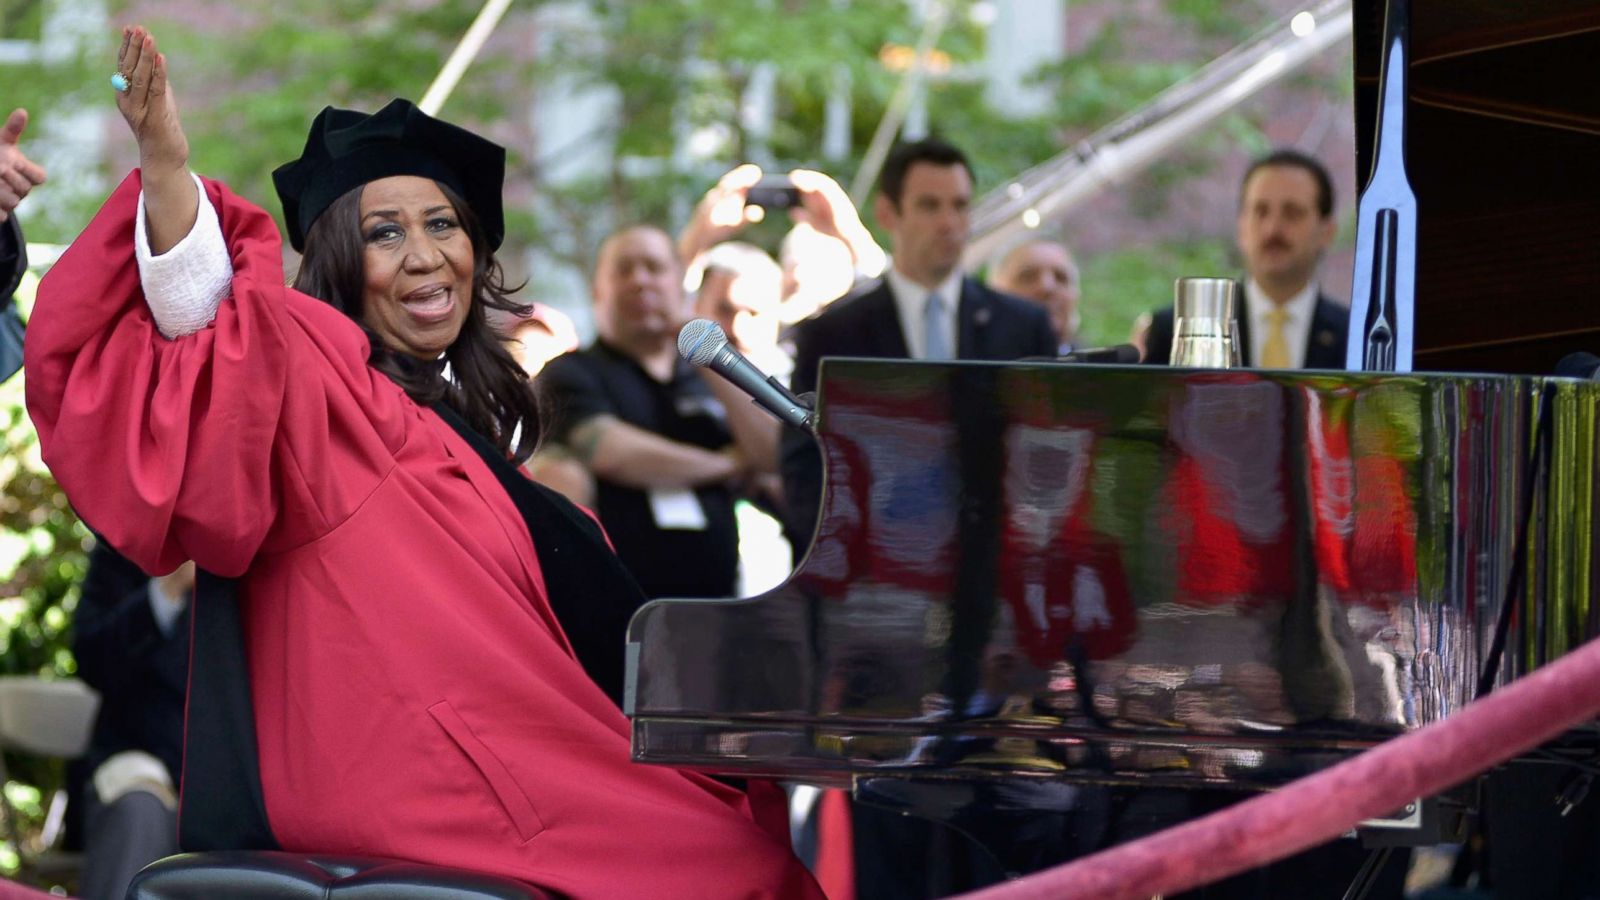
25,26,820,900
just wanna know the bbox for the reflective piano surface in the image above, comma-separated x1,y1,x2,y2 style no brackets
626,359,1600,790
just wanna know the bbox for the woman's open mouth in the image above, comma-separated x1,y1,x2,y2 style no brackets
402,284,456,324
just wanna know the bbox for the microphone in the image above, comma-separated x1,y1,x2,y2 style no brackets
1060,344,1142,364
1554,352,1600,381
1023,345,1144,364
677,319,815,431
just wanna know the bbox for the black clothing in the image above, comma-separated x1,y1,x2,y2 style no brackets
80,790,177,900
180,568,276,852
788,276,1059,387
2,216,26,382
70,540,188,803
1143,290,1350,368
781,275,1057,547
65,539,188,853
538,339,740,600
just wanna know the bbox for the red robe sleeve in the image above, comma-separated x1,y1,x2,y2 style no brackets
26,172,405,578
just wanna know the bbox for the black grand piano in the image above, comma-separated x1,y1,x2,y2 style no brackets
625,0,1600,890
115,2,1600,899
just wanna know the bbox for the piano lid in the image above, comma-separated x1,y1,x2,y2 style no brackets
1353,0,1600,375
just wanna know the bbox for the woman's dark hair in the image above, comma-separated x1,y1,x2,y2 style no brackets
292,181,541,464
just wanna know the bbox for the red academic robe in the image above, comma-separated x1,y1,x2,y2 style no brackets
25,173,822,900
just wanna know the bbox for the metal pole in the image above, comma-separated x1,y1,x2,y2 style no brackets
848,1,951,207
963,0,1351,268
419,0,515,116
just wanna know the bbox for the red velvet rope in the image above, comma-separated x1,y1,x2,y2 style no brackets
960,636,1600,900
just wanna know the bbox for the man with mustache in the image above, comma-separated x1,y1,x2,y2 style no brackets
1130,149,1410,899
1142,149,1347,368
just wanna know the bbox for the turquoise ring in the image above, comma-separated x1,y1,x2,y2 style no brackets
111,72,130,92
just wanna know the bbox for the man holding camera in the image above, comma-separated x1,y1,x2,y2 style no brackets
679,163,886,326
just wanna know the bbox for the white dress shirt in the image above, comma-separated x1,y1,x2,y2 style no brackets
146,577,188,637
884,264,964,360
1245,279,1318,369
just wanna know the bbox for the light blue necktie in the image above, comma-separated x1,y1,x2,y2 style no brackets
923,291,952,360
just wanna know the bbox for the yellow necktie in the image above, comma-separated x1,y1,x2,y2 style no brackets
1261,306,1291,368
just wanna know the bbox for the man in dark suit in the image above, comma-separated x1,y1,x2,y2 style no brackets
780,137,1056,900
783,137,1056,544
1143,148,1348,369
69,541,190,900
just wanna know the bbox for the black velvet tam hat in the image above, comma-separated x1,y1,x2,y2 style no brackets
271,98,506,252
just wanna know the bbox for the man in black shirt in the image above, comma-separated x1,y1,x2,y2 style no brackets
536,225,779,599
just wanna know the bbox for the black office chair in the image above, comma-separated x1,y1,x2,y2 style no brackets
128,852,555,899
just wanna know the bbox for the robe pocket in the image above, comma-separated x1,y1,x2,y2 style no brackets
427,700,546,843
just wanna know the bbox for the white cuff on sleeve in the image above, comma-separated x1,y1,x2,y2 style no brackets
135,172,234,338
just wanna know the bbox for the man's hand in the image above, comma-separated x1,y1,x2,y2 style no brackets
789,169,885,276
678,164,763,264
0,109,46,223
154,560,196,602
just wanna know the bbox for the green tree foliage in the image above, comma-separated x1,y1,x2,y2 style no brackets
0,17,117,242
0,275,89,883
151,0,494,225
1029,1,1350,346
532,0,939,273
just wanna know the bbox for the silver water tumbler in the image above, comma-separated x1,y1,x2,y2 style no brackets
1170,277,1241,369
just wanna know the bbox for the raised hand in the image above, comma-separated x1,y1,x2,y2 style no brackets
0,108,47,223
788,169,858,243
115,25,197,255
114,25,189,177
789,168,885,276
678,164,763,264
